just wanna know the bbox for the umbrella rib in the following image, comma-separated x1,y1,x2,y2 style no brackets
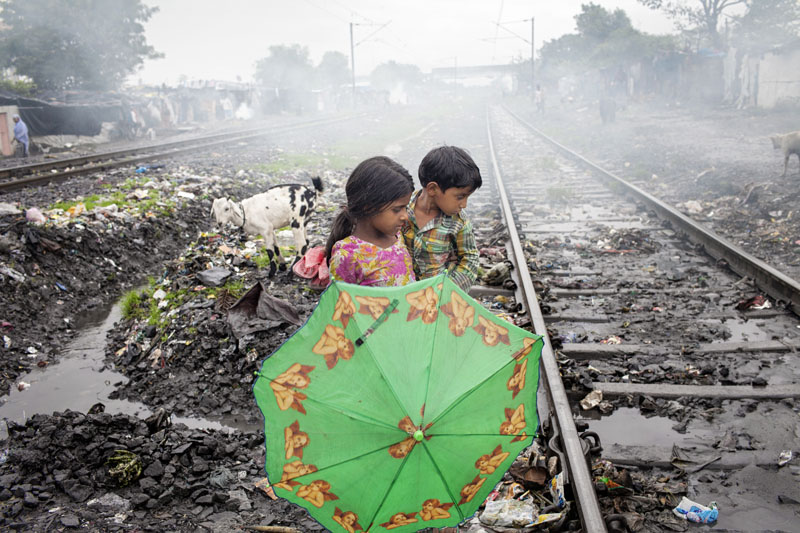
427,353,525,428
364,449,412,530
253,380,401,431
281,441,404,484
419,274,447,425
419,440,465,521
351,328,417,430
299,395,400,431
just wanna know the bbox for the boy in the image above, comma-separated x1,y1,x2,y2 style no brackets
403,145,482,292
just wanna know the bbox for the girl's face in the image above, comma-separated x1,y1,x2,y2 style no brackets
366,194,412,238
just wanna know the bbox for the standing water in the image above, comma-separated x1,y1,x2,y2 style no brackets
0,298,256,440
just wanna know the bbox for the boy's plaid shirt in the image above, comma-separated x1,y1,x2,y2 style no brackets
402,191,479,292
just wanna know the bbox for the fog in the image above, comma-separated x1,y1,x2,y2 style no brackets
134,0,675,86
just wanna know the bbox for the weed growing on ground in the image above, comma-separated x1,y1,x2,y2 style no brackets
546,186,574,203
120,290,143,320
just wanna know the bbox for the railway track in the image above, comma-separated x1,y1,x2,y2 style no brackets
484,105,800,531
0,114,357,192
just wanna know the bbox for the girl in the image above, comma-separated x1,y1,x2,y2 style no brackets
325,156,415,286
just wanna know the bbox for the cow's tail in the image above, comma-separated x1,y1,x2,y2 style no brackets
311,176,324,194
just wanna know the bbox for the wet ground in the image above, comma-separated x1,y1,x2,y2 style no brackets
1,95,799,531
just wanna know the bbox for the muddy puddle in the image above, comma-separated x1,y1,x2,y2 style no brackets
0,298,260,440
581,407,716,448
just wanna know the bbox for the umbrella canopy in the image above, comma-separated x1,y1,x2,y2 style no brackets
253,274,543,532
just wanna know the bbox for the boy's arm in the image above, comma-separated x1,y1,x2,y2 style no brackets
450,219,479,292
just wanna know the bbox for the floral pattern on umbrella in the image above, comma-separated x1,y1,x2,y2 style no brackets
253,274,544,533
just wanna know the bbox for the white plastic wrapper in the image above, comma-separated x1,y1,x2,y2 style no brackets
479,499,537,528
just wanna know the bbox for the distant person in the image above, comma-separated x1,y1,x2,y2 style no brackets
12,114,29,158
534,85,545,115
325,156,416,286
599,97,616,124
403,145,482,292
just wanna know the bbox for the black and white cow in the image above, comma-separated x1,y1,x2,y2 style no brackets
211,177,323,276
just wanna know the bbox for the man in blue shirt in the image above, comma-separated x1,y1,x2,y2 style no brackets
12,114,29,157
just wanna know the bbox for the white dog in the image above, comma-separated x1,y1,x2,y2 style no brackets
770,131,800,176
211,177,323,275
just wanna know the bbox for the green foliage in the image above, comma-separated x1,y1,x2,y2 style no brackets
253,249,274,269
545,186,575,202
0,0,161,91
0,78,36,95
255,44,314,90
120,289,146,320
316,51,351,89
540,3,678,77
637,0,748,46
48,188,174,216
249,152,351,173
105,450,142,487
575,3,634,41
731,0,800,51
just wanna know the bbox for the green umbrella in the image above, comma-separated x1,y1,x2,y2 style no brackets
253,273,543,532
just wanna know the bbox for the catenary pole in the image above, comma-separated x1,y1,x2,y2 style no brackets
350,22,356,107
531,16,535,98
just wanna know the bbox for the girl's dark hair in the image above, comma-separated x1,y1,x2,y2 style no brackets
325,156,414,261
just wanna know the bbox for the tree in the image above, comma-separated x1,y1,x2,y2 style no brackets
315,51,350,89
575,3,634,42
638,0,749,46
369,61,422,92
731,0,800,51
254,44,314,90
539,3,675,76
0,0,160,91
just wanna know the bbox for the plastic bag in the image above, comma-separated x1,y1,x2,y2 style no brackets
672,497,718,524
550,472,566,509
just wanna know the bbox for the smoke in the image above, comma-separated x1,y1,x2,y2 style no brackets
389,83,408,105
235,103,254,120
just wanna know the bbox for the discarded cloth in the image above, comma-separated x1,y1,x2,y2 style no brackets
293,246,330,288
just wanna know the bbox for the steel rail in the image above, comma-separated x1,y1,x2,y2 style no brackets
0,115,357,193
503,105,800,314
486,109,608,532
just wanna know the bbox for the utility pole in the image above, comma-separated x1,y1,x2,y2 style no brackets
531,16,535,98
350,22,356,107
349,20,390,109
454,57,458,99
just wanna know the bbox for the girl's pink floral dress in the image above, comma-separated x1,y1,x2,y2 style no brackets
329,235,416,287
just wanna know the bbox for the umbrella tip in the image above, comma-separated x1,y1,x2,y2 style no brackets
413,430,424,442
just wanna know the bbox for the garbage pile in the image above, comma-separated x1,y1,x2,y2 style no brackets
459,441,570,532
105,233,325,423
104,171,344,423
0,172,212,396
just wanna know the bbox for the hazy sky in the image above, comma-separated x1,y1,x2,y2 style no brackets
134,0,676,86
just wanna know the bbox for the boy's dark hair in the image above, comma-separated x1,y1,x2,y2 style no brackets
325,156,414,261
418,145,482,192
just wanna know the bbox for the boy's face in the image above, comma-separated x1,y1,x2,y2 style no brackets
429,184,474,216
